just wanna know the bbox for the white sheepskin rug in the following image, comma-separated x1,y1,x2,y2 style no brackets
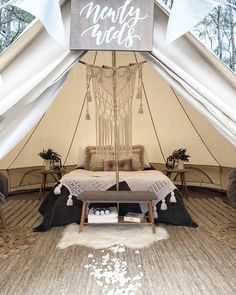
57,224,169,249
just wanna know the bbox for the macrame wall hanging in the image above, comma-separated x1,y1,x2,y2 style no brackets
82,61,145,160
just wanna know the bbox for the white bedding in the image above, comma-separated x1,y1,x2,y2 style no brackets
56,169,177,211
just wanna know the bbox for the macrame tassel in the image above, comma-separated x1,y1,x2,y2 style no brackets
136,88,142,100
85,111,91,120
170,191,177,203
66,195,73,206
153,206,158,219
138,103,144,114
54,182,62,195
136,64,143,100
161,199,168,211
87,91,92,102
86,65,92,101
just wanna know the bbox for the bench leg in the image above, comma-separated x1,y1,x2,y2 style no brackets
148,201,155,234
79,201,87,233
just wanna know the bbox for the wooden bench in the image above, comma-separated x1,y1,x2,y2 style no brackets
77,191,157,234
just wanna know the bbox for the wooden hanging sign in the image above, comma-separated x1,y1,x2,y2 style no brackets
70,0,154,51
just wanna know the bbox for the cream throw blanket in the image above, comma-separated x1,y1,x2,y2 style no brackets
54,170,177,213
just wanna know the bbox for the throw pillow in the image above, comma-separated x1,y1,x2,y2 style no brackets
104,159,132,171
85,146,113,170
131,152,142,171
132,145,145,170
119,159,132,171
76,147,86,168
143,147,151,168
104,160,115,171
89,153,104,171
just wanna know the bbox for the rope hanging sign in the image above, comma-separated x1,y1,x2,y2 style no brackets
70,0,154,51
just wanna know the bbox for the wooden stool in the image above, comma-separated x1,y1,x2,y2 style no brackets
77,191,157,234
39,169,64,200
162,168,190,198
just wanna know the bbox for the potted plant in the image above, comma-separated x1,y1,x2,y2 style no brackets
165,155,175,169
172,148,190,169
38,148,62,170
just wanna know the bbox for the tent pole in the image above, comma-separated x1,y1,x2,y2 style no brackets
112,51,119,192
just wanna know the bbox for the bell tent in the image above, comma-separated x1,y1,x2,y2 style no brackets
0,0,235,193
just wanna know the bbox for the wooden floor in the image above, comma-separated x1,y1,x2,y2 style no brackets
1,189,236,295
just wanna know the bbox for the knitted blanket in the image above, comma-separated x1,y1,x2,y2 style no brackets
54,170,177,212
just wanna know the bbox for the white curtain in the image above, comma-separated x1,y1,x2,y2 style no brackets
0,74,67,159
142,2,236,146
143,50,236,146
0,0,84,159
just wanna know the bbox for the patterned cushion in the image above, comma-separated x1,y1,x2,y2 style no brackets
104,160,115,171
104,159,132,171
131,152,142,171
85,146,113,170
132,145,144,170
119,159,132,171
85,145,144,171
89,153,104,171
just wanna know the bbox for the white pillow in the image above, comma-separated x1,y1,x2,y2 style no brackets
144,147,151,168
77,147,86,168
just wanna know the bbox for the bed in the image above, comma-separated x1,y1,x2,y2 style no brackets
34,168,198,232
34,145,197,231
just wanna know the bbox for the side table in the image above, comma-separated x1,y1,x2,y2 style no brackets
39,169,65,200
162,168,190,198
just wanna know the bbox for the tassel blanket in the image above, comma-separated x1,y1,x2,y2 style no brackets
54,170,177,214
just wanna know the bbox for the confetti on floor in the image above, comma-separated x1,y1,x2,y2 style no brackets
84,244,144,295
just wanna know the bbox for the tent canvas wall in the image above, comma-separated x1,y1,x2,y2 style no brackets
0,0,235,192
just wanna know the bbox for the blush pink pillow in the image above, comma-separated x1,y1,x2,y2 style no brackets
104,159,132,171
104,160,115,171
119,159,132,171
